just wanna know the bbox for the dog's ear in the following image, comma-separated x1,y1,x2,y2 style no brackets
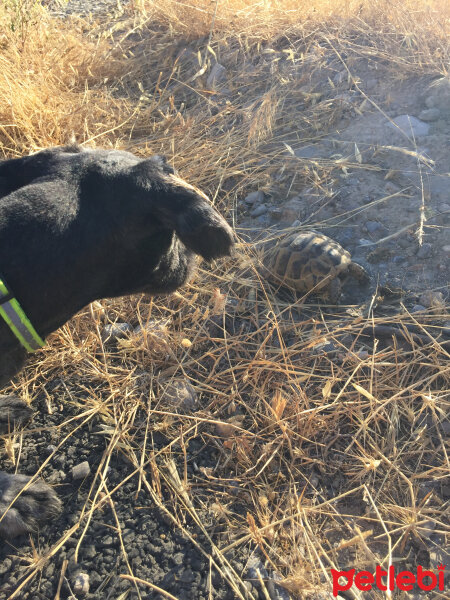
133,161,235,260
174,195,235,261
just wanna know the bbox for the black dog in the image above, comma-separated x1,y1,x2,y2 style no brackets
0,145,234,538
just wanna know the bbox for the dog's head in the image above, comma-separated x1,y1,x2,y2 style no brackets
128,156,234,262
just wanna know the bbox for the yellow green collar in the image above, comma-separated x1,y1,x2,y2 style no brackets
0,277,45,352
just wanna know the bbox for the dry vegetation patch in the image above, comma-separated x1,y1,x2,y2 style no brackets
0,0,449,598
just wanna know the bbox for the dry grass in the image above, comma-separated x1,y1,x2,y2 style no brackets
0,0,449,598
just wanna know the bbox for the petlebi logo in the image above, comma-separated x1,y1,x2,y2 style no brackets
331,564,446,596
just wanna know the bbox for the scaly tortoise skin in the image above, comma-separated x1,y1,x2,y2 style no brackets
262,231,368,302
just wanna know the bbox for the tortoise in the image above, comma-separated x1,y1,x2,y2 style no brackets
261,230,369,303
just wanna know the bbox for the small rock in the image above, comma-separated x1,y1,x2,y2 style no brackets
358,238,372,246
291,219,301,227
419,290,444,308
206,62,227,88
251,204,268,218
268,207,282,221
438,203,450,213
83,545,96,559
294,146,320,159
134,320,169,352
245,190,264,205
312,341,337,355
255,214,270,226
416,243,432,259
424,77,450,111
73,573,90,596
365,221,382,234
411,304,426,313
333,69,347,85
442,322,450,336
392,255,406,264
388,115,430,137
442,245,450,254
101,323,133,344
418,108,440,121
159,378,197,410
280,198,304,223
384,181,400,194
72,461,91,481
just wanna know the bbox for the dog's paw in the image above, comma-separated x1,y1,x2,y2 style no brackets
0,472,62,538
0,395,33,434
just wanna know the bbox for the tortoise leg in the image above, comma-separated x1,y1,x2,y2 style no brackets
328,277,342,304
348,261,369,283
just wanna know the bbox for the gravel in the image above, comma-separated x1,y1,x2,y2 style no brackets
0,390,255,598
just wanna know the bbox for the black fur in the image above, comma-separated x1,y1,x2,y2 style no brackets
0,145,234,538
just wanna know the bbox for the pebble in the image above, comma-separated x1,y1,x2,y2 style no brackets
418,108,440,121
245,190,264,205
438,203,450,213
424,77,450,111
101,323,133,344
251,204,268,217
159,378,197,410
72,461,91,481
419,290,444,308
442,245,450,253
134,320,169,350
73,573,90,596
388,115,430,137
411,305,426,313
206,62,227,88
392,255,406,264
384,181,400,194
416,242,432,259
268,206,282,221
365,221,381,234
358,238,372,246
294,145,319,159
280,198,303,223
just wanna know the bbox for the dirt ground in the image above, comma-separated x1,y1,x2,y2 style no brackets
0,1,449,599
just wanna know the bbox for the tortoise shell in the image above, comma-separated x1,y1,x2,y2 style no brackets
263,231,362,296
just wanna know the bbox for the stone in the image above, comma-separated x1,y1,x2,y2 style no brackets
159,378,197,410
206,63,227,88
294,146,320,159
280,198,304,223
365,221,381,234
73,573,90,596
419,290,444,308
72,461,91,481
134,320,169,351
251,204,268,217
268,207,282,221
101,323,133,344
244,190,264,205
424,77,450,111
416,243,432,259
388,115,430,137
392,255,406,264
418,108,440,122
442,321,450,336
439,203,450,213
411,305,426,313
